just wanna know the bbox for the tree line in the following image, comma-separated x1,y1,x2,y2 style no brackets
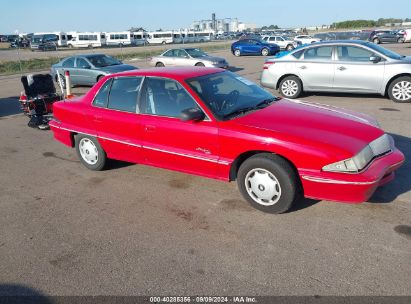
332,18,411,29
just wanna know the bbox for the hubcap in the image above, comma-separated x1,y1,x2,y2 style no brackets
392,81,411,101
245,168,282,206
281,80,298,97
262,49,268,56
79,138,98,165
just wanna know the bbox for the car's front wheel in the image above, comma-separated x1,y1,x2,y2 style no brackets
75,134,106,171
234,49,241,57
237,154,300,214
261,48,269,56
279,76,302,99
373,38,380,44
388,76,411,103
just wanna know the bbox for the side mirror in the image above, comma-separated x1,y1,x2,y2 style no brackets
370,56,381,63
180,107,205,122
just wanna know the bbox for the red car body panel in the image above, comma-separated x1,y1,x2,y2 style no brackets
49,67,405,204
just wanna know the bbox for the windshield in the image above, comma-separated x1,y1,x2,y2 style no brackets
185,48,208,58
186,71,278,120
365,42,403,60
31,36,42,43
87,55,121,67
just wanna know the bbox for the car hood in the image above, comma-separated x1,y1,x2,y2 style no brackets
231,98,383,156
97,64,137,73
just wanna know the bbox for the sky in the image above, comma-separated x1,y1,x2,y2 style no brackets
1,0,411,34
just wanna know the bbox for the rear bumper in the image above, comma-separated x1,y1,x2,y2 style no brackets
260,69,278,89
299,148,405,203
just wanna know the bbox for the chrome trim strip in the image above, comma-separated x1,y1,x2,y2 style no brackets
55,126,230,165
301,175,378,185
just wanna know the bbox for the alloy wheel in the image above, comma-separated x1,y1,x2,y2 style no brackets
281,80,299,97
392,81,411,101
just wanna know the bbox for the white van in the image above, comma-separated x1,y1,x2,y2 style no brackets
172,32,183,44
105,32,134,46
132,31,148,46
34,32,68,46
181,31,196,43
67,32,106,48
147,31,174,44
194,31,214,42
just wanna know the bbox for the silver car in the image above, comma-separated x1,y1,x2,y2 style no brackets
261,41,411,103
150,48,229,68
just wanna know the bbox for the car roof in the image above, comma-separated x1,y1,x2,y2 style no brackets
107,67,224,80
302,40,370,46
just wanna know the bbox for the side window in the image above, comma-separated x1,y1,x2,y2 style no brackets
269,37,275,42
93,78,112,108
163,50,174,57
62,57,75,68
76,58,90,68
140,78,198,118
292,49,304,59
337,46,373,62
107,77,143,112
303,46,333,61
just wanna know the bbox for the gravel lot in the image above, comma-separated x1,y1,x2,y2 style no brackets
0,43,410,297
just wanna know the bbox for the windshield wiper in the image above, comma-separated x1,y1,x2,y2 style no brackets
224,98,278,120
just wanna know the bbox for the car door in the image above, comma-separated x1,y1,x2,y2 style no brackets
275,36,285,48
173,49,192,66
333,45,385,93
59,57,76,84
297,45,335,90
138,76,220,178
73,57,95,85
89,76,144,163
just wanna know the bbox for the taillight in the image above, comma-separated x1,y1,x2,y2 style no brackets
263,62,274,70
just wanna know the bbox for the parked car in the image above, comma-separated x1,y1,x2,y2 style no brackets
262,36,299,51
49,67,404,214
294,35,321,44
30,34,58,51
231,39,280,56
261,40,411,103
369,30,405,44
150,48,229,68
50,54,137,87
313,33,337,41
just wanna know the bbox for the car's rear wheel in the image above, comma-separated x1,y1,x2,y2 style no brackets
155,62,165,67
234,49,241,57
75,134,106,171
261,48,269,56
397,37,405,43
286,44,294,51
279,76,302,99
373,38,380,44
388,76,411,103
195,62,205,67
237,154,300,214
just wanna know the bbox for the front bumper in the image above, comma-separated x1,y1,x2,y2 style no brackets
299,148,405,203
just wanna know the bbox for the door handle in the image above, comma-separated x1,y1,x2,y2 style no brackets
337,66,346,71
299,65,307,69
145,125,156,132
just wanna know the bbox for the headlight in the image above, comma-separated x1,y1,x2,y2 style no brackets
322,134,392,173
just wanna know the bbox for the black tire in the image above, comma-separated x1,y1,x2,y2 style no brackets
234,49,241,57
195,62,205,67
162,41,166,45
397,37,405,43
237,153,301,214
75,134,106,171
388,76,411,103
279,76,302,99
286,44,294,51
155,62,165,67
261,48,269,56
373,38,380,44
96,75,104,83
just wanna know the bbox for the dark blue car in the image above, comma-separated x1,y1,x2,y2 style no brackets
231,39,280,57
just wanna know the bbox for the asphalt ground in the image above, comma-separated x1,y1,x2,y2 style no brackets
0,43,410,297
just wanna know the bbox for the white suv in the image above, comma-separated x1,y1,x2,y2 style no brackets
294,35,321,44
263,36,298,51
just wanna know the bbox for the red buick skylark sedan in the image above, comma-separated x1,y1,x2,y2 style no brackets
49,67,404,213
